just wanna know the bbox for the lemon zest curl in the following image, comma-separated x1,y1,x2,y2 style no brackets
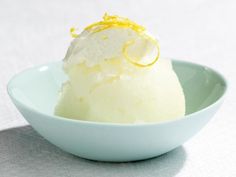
70,13,160,67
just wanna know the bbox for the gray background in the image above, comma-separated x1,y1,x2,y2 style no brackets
0,0,235,176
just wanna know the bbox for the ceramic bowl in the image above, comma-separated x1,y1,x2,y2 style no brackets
7,59,227,162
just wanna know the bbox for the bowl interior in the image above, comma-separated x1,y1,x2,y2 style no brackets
8,60,227,116
172,60,226,114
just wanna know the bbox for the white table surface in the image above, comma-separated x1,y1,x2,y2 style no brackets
0,0,235,176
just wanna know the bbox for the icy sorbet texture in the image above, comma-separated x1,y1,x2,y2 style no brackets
55,14,185,123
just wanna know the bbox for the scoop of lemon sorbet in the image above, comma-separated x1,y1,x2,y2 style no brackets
55,14,185,123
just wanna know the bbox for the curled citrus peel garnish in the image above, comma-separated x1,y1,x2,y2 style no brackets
70,27,79,38
122,34,160,67
85,13,145,33
70,13,160,67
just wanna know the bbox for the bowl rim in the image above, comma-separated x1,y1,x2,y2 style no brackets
7,59,228,127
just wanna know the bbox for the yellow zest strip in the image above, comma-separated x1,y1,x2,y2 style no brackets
84,13,145,34
70,27,79,38
122,34,160,67
70,13,145,37
69,13,160,67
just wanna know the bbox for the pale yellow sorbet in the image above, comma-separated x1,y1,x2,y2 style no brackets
55,14,185,123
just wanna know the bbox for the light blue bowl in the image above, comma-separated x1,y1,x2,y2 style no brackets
7,59,227,162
